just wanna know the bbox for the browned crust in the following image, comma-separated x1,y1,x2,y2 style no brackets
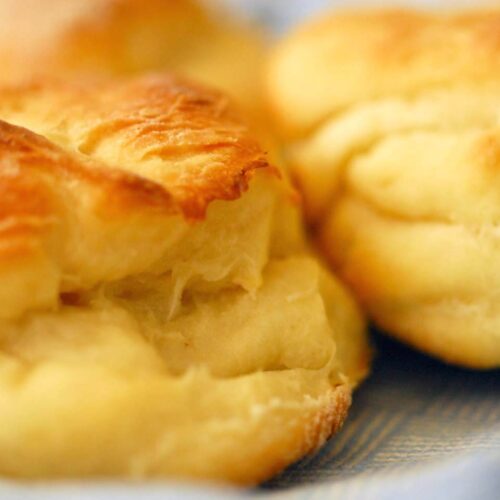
0,74,278,292
267,8,500,137
0,119,178,261
299,8,500,57
245,384,351,485
0,120,176,213
0,74,276,225
306,8,500,82
175,383,351,485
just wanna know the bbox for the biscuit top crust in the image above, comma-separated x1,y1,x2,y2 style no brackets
0,74,276,318
267,8,500,137
0,74,272,219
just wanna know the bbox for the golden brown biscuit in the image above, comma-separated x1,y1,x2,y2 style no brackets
0,74,369,483
266,8,500,369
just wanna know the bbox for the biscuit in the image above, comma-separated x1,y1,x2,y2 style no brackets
266,8,500,368
0,0,264,115
0,75,369,483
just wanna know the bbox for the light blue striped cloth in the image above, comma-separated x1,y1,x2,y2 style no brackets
1,2,498,498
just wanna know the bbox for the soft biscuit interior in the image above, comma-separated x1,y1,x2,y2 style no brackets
0,77,368,482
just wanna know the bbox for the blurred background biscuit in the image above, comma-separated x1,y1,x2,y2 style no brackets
0,1,261,104
266,8,500,368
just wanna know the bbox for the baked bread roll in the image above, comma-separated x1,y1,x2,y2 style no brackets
0,0,264,115
0,75,369,483
266,8,500,369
